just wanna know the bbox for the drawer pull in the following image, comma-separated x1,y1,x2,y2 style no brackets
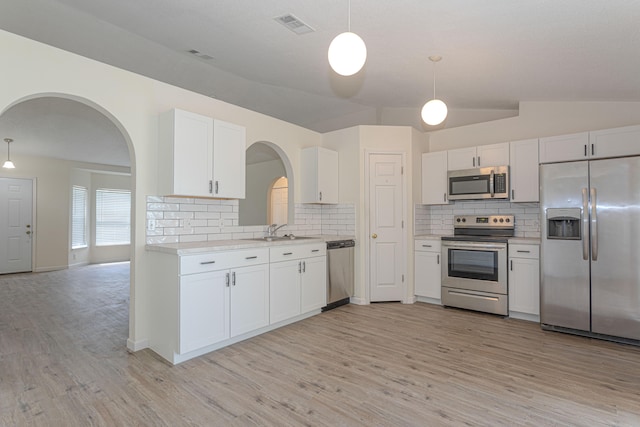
199,260,216,265
283,252,293,256
422,244,432,248
245,256,258,260
516,250,531,253
311,249,320,253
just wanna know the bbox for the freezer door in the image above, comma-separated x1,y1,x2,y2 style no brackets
590,156,640,340
540,162,590,331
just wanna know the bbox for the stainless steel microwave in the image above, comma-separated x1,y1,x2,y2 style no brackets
447,166,509,200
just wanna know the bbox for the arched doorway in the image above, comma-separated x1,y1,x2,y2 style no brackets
0,93,136,344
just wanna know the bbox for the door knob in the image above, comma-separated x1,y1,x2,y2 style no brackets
26,231,31,235
371,233,377,239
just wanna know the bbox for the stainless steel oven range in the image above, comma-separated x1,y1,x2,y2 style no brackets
441,214,514,316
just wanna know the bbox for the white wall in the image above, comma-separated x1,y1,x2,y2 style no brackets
428,101,640,151
0,29,321,350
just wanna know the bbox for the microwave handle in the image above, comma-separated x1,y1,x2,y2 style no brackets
489,169,495,198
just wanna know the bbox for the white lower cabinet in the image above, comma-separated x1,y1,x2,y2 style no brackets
149,242,326,365
414,238,441,302
508,243,540,320
270,243,327,324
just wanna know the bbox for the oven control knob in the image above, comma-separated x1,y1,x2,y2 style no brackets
499,218,504,223
462,218,466,222
506,218,510,223
493,218,498,223
456,218,461,222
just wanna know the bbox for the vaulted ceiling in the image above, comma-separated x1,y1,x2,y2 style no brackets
1,0,640,166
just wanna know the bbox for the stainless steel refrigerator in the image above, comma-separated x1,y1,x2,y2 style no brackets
540,156,640,342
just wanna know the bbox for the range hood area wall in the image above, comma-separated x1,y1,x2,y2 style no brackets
415,201,540,238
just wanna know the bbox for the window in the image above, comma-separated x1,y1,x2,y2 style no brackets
71,186,88,249
95,188,131,246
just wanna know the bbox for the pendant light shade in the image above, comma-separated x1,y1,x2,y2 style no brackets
421,99,448,126
328,0,367,76
328,32,367,76
421,56,448,126
3,138,15,169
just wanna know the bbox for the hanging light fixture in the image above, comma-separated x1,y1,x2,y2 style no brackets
421,55,448,126
3,138,15,169
328,0,367,76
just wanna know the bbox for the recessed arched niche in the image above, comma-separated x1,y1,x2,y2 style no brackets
238,141,294,226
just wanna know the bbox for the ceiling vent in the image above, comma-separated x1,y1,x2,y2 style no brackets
187,49,214,61
274,14,315,35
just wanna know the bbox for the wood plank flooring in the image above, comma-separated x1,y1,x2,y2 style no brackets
1,263,640,426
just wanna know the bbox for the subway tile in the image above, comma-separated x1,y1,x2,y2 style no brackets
180,204,208,212
146,195,164,203
146,235,179,245
147,203,180,211
179,234,207,243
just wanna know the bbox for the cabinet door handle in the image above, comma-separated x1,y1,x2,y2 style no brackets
584,144,587,157
437,254,440,264
422,244,432,248
477,156,481,166
209,180,213,193
473,157,476,167
319,191,323,201
311,249,320,253
245,256,258,260
298,261,302,273
510,260,513,271
302,261,306,273
511,189,515,200
444,193,447,202
215,181,219,194
591,144,595,156
225,272,230,287
232,271,236,286
283,252,293,256
516,250,530,254
200,260,216,265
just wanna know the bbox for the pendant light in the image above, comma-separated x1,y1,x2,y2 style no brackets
3,138,15,169
328,0,367,76
421,56,448,126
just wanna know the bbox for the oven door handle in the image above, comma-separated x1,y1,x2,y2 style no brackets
442,242,506,250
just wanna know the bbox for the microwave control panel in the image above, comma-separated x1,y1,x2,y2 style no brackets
494,174,507,193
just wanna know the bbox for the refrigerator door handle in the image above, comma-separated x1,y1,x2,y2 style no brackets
582,188,589,260
591,187,598,261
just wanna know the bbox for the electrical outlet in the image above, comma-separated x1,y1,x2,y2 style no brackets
147,219,156,231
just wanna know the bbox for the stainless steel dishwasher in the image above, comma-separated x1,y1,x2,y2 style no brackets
323,239,355,311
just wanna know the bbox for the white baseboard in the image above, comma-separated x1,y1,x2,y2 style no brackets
509,311,540,322
33,265,68,273
350,296,369,305
127,338,149,352
416,296,442,306
403,295,417,304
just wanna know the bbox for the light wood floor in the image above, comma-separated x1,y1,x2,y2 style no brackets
2,263,640,426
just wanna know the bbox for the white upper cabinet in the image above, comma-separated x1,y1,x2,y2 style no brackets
509,139,539,202
301,147,338,204
447,142,509,170
589,125,640,159
539,132,589,163
159,109,213,197
421,151,448,205
158,109,246,199
212,120,246,199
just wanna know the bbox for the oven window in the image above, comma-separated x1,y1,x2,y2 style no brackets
448,248,498,281
450,175,489,195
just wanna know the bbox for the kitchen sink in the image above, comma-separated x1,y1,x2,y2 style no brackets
242,235,318,242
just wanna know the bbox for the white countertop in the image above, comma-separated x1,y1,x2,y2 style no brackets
146,234,355,255
508,237,541,245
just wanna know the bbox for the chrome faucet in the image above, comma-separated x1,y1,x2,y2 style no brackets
267,223,286,237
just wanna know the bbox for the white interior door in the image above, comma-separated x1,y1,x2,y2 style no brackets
369,153,405,302
0,177,33,274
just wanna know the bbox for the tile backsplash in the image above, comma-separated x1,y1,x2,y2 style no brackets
146,196,355,245
415,201,540,238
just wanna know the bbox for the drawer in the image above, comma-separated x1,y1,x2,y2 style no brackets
180,248,269,275
270,243,326,263
509,244,539,259
414,239,441,252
